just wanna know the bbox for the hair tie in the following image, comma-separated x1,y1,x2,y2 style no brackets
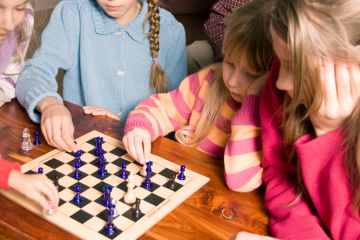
152,57,158,62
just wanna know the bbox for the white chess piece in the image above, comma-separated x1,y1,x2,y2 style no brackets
124,172,136,204
22,128,33,151
111,198,119,217
140,160,147,176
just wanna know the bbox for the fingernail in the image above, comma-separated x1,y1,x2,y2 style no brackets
67,150,71,153
93,111,97,114
325,57,333,63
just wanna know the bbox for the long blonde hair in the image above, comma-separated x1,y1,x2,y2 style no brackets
268,0,360,213
143,0,167,93
176,0,275,146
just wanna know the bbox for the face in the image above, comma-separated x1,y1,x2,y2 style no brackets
0,0,27,44
222,53,263,103
96,0,141,25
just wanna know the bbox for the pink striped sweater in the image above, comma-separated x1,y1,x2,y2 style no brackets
125,66,263,192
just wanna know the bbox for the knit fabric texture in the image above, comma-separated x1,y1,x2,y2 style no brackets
15,0,187,123
0,2,33,107
125,66,263,192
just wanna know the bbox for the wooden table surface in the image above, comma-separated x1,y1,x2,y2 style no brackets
0,99,270,240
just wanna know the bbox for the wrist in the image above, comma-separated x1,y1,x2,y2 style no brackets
36,97,63,113
8,169,22,191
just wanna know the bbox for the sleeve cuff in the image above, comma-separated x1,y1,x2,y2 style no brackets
124,117,157,141
0,155,21,191
238,95,261,116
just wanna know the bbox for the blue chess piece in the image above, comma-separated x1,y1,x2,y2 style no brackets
73,185,83,203
38,167,43,174
75,150,83,166
141,161,153,190
119,163,128,179
178,165,186,180
97,156,107,177
103,204,117,235
33,131,41,145
95,137,104,156
73,161,81,179
101,185,112,207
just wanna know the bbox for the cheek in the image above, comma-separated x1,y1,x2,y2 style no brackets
14,11,26,27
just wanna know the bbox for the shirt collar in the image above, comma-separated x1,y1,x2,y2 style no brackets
91,0,148,43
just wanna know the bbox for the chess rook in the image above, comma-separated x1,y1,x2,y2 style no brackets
101,185,112,207
95,137,104,156
178,165,186,180
119,162,128,179
33,130,41,145
73,185,83,203
141,161,153,190
103,204,117,235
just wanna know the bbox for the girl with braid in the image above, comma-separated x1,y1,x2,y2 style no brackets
15,0,187,152
123,0,275,193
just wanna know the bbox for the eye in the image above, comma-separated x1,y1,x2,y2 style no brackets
246,72,260,79
16,7,25,11
224,59,234,66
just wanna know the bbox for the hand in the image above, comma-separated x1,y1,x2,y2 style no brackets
8,169,59,210
246,72,270,96
37,97,80,152
310,58,360,137
83,106,121,121
230,232,279,240
122,128,151,164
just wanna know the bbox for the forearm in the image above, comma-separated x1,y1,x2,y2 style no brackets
0,155,21,191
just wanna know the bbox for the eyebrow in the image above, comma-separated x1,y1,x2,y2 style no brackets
16,0,28,7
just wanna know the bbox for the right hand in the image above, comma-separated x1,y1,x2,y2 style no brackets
37,97,80,152
246,72,270,96
8,169,59,210
122,128,151,164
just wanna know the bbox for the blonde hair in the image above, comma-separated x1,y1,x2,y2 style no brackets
176,0,275,146
268,0,360,212
144,0,167,93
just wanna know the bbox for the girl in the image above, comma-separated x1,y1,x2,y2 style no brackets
261,0,360,239
0,0,58,211
123,0,275,192
15,0,187,153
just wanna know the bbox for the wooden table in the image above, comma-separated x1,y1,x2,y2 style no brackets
0,99,270,240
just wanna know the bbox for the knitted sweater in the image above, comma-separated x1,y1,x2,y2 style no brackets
0,3,33,107
0,155,21,191
125,66,263,192
260,58,360,239
15,0,187,123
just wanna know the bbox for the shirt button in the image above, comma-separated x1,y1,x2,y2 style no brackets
116,30,122,36
117,70,124,76
118,110,124,116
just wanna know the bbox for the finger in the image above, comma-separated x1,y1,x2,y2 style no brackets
335,61,351,107
349,62,360,100
91,110,109,116
105,112,121,121
122,135,129,153
41,123,50,147
45,178,59,208
143,132,151,164
61,117,78,152
323,57,338,110
51,117,72,151
127,133,138,162
44,120,62,150
134,134,145,164
33,192,50,210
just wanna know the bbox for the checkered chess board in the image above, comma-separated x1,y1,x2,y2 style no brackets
0,131,209,240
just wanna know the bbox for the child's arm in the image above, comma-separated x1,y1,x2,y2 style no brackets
0,3,33,107
0,155,59,210
224,73,268,192
123,67,216,163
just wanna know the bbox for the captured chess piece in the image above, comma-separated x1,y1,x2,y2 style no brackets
73,161,81,179
73,185,83,204
103,204,117,235
168,174,176,190
133,198,141,219
21,128,33,151
54,175,60,190
141,161,153,190
75,150,83,166
43,200,57,215
124,172,136,204
119,162,128,179
33,130,41,145
178,165,186,180
101,185,112,207
38,167,43,174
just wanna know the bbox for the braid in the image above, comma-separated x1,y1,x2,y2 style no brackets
144,0,168,93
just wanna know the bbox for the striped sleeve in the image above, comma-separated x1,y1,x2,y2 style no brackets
0,2,33,107
224,95,263,192
124,67,215,141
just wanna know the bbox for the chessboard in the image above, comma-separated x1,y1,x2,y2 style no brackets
0,131,210,240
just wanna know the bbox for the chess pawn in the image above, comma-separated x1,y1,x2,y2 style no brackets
38,167,43,174
33,130,41,145
73,161,81,179
124,172,136,204
75,150,83,166
43,200,57,215
178,165,186,180
21,128,33,151
140,161,147,176
119,162,128,179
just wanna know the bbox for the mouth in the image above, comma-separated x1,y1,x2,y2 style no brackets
106,5,121,11
0,33,8,38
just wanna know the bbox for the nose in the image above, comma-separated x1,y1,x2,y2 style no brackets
276,73,294,92
227,69,242,88
0,11,15,32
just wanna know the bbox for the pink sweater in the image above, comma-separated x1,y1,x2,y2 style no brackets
125,66,263,192
0,155,21,191
260,58,360,239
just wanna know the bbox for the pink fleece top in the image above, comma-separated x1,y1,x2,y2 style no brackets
260,57,360,239
0,155,21,191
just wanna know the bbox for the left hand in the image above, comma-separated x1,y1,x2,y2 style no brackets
83,106,122,121
230,232,279,240
310,58,360,137
246,72,270,96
